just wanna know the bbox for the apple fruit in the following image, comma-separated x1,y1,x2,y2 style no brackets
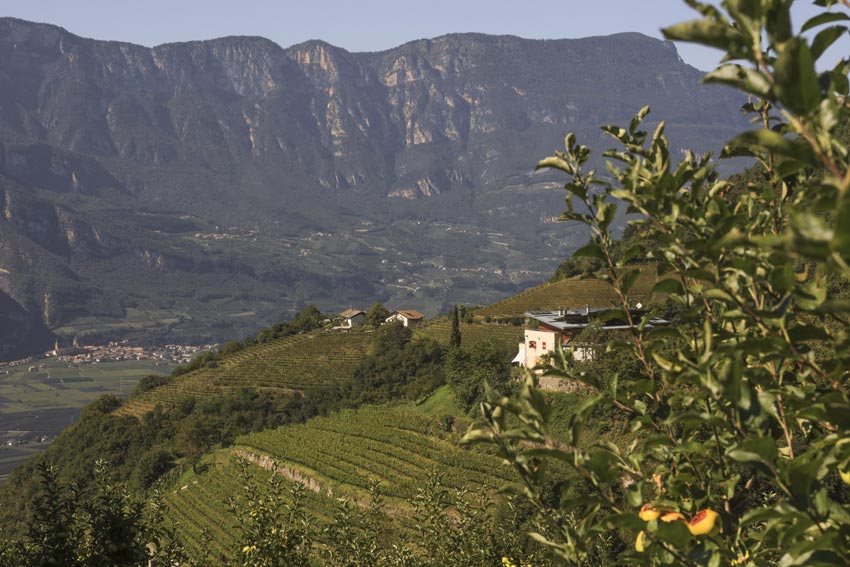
639,503,660,521
660,511,686,523
688,509,720,536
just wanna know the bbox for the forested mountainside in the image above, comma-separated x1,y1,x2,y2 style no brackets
0,18,744,359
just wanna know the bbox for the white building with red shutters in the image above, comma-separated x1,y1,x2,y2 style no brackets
516,307,668,368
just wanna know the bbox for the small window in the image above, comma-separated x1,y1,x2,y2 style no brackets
529,340,537,349
542,342,547,350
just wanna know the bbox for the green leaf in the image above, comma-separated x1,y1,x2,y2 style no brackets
619,269,641,295
652,277,684,295
704,64,770,96
620,243,645,265
833,178,850,257
774,38,821,115
727,437,778,476
765,1,793,44
629,106,651,134
535,156,572,174
596,201,616,229
800,11,850,33
654,518,692,547
776,159,810,178
722,129,816,164
810,26,846,61
785,454,822,507
605,512,646,531
830,68,850,97
662,20,746,53
573,242,606,260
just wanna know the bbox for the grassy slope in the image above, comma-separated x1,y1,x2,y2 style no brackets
164,399,515,560
144,269,662,560
415,319,524,352
117,331,371,417
475,264,660,317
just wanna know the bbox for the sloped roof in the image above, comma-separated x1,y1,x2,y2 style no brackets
390,309,424,320
340,309,365,318
525,308,668,331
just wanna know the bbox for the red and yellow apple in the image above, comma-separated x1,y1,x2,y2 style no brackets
639,503,661,521
687,509,720,536
660,511,686,523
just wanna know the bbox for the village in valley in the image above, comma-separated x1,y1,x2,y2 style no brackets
0,341,218,374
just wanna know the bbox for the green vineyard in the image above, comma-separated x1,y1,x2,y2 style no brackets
164,455,340,562
165,404,519,561
119,331,371,417
475,264,660,317
237,405,515,501
415,319,523,352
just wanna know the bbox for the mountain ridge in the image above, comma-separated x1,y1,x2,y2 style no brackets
0,18,744,360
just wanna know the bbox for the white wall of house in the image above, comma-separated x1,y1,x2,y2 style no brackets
573,346,593,362
385,313,417,327
343,314,365,328
523,329,559,368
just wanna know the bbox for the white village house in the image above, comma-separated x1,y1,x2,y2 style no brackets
515,307,669,369
339,309,366,328
385,309,425,328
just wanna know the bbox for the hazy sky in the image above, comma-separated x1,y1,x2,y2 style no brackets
2,0,847,71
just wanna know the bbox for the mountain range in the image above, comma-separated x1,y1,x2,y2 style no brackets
0,17,744,360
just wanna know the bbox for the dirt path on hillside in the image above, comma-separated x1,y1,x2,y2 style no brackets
232,449,411,516
233,449,334,498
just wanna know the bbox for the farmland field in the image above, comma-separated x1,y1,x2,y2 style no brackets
0,357,173,480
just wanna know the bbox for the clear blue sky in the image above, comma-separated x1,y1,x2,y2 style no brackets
2,0,846,71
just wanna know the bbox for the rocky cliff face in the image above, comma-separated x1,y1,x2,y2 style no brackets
0,18,744,359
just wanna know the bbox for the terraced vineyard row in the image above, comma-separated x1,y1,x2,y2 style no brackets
118,331,371,417
475,264,660,317
415,319,523,352
165,456,340,563
218,332,370,390
238,405,516,501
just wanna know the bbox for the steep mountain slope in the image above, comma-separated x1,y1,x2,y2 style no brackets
0,18,744,359
0,266,651,555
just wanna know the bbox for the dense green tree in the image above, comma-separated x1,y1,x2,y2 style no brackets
0,462,156,567
253,305,323,344
365,302,390,329
449,305,462,349
466,1,850,565
351,322,444,403
228,460,312,567
446,341,513,413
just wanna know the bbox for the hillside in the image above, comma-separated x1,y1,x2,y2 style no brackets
119,266,656,418
118,331,371,417
167,403,518,561
0,267,653,562
0,18,744,360
474,264,660,317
